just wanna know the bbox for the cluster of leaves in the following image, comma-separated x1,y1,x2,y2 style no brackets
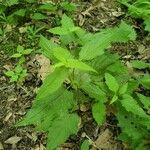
5,45,32,82
0,0,77,55
16,15,150,149
119,0,150,31
0,0,77,26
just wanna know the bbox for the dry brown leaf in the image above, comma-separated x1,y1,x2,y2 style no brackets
0,142,4,150
34,54,52,81
39,143,46,150
4,112,12,122
92,129,118,150
5,136,22,145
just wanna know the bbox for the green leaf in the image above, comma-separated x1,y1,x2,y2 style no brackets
121,94,149,119
15,65,23,73
16,88,74,127
81,140,89,150
13,9,26,17
53,47,72,62
23,49,32,55
61,2,77,12
26,0,36,3
36,67,68,100
138,74,150,89
17,45,24,53
81,82,107,101
137,93,150,112
119,83,128,95
131,60,150,69
10,75,18,82
48,27,69,35
144,18,150,31
38,3,57,11
79,33,110,60
61,14,74,29
92,100,106,125
65,59,97,72
6,0,18,6
47,113,79,150
39,35,58,60
105,73,119,93
5,71,14,77
110,94,118,104
112,21,136,42
117,108,147,142
79,22,136,60
31,13,47,20
11,53,22,58
48,15,79,36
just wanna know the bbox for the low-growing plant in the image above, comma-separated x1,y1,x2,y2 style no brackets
0,0,77,26
119,0,150,32
16,15,150,149
5,45,32,82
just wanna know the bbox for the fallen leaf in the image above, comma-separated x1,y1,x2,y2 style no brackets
4,112,13,122
0,142,4,150
5,136,22,145
34,54,52,81
92,129,117,150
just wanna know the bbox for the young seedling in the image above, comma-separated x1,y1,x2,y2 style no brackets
5,45,32,83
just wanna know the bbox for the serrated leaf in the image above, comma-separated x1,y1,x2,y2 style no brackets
6,0,18,6
47,113,79,150
61,2,77,12
61,14,74,29
105,73,119,93
39,35,58,60
65,59,97,72
117,109,147,141
53,47,72,62
138,74,150,89
81,82,107,102
79,22,136,60
92,100,106,125
131,60,150,69
79,33,110,60
112,21,136,42
48,27,69,35
121,94,149,119
16,88,73,127
36,67,68,100
31,13,47,20
137,93,150,112
13,9,26,17
119,83,128,95
81,140,89,150
48,26,80,35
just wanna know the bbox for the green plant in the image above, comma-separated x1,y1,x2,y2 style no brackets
0,0,77,26
5,65,27,82
119,0,150,31
5,45,32,82
26,25,44,40
16,15,150,149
